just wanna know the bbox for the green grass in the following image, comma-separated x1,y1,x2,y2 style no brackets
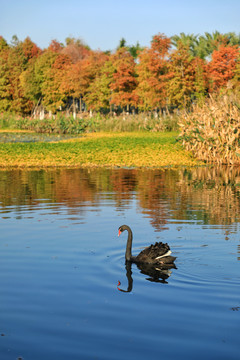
0,112,179,133
0,132,203,168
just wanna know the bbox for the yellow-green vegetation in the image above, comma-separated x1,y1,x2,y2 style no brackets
0,132,202,168
179,92,240,165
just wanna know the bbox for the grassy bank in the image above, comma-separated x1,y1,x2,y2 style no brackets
0,132,202,168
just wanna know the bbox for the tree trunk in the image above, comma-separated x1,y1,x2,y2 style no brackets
79,96,82,113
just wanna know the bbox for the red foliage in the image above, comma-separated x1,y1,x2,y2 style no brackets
110,48,138,108
208,45,239,90
52,53,72,70
60,51,108,100
1,32,240,115
22,37,42,60
48,40,63,53
151,33,171,54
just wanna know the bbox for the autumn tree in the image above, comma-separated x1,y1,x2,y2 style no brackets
136,33,171,111
1,36,41,114
61,50,108,112
208,45,239,91
110,47,138,111
21,46,72,114
22,36,42,60
19,39,42,106
167,43,200,108
0,37,11,111
62,37,91,63
193,57,208,101
20,49,56,112
231,53,240,90
84,56,114,111
42,52,72,112
2,31,240,117
78,51,109,111
48,39,63,53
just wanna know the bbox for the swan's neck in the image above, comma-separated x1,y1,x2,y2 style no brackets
125,227,133,261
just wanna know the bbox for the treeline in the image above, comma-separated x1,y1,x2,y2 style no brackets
0,31,240,117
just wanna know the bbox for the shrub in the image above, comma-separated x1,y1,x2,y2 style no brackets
0,112,179,134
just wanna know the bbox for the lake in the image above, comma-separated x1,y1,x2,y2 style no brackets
0,167,239,360
0,132,79,143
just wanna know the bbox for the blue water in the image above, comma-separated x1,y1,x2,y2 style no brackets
0,132,79,143
0,168,239,360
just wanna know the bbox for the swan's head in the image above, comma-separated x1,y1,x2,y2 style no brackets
118,225,129,236
118,226,124,237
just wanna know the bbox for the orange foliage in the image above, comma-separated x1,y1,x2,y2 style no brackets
22,37,42,60
48,40,63,53
208,45,239,91
62,42,91,63
136,34,171,110
0,33,240,115
60,51,108,101
110,48,138,108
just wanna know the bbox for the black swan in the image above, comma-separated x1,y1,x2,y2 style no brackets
118,225,176,267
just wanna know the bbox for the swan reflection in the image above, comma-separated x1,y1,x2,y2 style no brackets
117,261,177,292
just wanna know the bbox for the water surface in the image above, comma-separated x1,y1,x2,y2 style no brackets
0,132,79,143
0,167,239,359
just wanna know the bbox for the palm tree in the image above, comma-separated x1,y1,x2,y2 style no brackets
198,31,234,59
171,33,199,56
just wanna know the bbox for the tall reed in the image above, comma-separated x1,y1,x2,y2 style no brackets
178,92,240,164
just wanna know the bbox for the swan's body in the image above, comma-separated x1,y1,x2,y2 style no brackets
118,225,176,267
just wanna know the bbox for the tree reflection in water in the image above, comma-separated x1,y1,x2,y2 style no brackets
0,166,239,257
0,166,240,227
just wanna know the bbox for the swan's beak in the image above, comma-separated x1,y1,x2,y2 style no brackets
118,229,121,237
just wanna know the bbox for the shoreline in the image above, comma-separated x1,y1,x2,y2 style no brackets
0,131,203,169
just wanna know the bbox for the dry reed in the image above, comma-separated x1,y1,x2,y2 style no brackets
178,92,240,164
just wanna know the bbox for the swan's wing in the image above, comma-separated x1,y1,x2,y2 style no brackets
136,242,171,262
155,249,172,259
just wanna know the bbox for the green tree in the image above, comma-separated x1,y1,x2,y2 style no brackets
171,33,200,57
85,57,114,111
167,43,197,108
198,31,230,59
128,41,143,59
0,37,11,111
4,37,41,113
24,50,58,110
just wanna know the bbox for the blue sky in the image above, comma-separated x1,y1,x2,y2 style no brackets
1,0,239,50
